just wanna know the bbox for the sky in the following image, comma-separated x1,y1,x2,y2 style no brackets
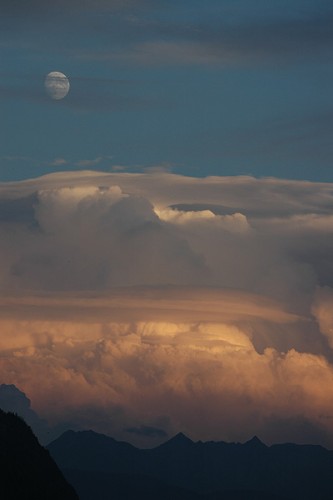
1,0,333,181
1,1,333,449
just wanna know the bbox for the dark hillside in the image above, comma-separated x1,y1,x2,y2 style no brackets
0,409,78,500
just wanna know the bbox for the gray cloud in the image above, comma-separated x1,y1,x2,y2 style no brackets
0,193,37,223
0,184,208,291
1,172,333,297
259,414,333,449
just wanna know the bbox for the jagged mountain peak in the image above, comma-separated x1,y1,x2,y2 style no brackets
47,428,333,500
244,435,266,447
158,432,193,449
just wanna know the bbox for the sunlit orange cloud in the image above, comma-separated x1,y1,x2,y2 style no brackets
1,286,333,447
0,287,302,322
0,172,333,447
0,286,302,356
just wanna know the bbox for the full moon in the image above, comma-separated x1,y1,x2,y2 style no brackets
45,71,70,100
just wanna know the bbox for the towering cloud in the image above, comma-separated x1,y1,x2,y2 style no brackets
0,171,333,447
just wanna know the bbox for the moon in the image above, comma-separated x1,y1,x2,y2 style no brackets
45,71,70,100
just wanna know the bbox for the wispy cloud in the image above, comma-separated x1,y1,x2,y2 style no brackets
1,155,33,162
3,2,333,68
48,156,114,169
77,7,333,67
49,158,68,167
75,157,109,168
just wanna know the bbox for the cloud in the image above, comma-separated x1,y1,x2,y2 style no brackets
77,6,333,67
49,158,68,167
156,207,250,233
75,157,107,168
312,287,333,349
3,1,332,69
1,171,333,446
48,156,114,169
0,303,332,447
87,41,225,67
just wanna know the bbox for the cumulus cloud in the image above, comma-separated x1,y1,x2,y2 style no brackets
1,171,333,446
0,302,332,447
156,207,250,233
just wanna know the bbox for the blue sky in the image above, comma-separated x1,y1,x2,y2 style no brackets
1,0,333,181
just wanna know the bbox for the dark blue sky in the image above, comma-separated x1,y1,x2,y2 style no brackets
1,0,332,181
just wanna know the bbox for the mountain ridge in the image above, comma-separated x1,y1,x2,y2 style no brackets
48,429,333,500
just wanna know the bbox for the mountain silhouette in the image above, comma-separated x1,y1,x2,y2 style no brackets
157,431,194,450
48,429,333,500
244,435,266,448
0,409,78,499
0,383,50,444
